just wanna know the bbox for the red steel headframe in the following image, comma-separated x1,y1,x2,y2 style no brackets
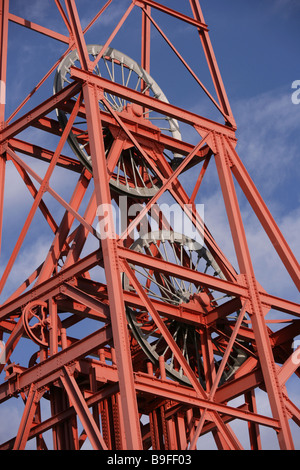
0,0,299,451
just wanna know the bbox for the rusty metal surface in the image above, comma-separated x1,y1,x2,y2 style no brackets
0,0,298,451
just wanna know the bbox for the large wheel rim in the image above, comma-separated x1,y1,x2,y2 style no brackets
54,45,182,198
124,230,249,387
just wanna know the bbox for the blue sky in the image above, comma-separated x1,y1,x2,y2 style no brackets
0,0,299,450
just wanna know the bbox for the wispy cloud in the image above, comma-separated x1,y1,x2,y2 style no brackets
0,233,54,304
202,190,299,300
271,0,300,16
11,0,49,22
180,85,300,301
231,87,299,298
10,0,67,33
79,0,129,32
0,402,23,444
233,86,300,200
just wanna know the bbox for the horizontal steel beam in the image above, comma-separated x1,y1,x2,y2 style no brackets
0,324,112,403
118,247,300,317
0,354,279,445
0,249,102,321
9,137,82,173
134,0,209,31
61,282,110,321
0,82,81,143
75,277,205,325
225,137,300,291
70,67,236,138
8,12,69,43
118,245,248,297
134,373,279,430
259,292,300,317
59,98,212,160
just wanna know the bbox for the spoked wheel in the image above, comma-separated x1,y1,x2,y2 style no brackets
54,45,182,198
124,231,248,387
22,301,50,348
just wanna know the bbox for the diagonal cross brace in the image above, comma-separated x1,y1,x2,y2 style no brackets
60,365,108,450
121,258,243,449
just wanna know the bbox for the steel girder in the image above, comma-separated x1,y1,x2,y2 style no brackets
0,0,299,451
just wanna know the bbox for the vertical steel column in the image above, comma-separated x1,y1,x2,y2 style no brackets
35,168,92,284
245,390,262,450
49,297,58,356
123,259,242,450
0,93,82,296
190,302,248,449
82,80,142,450
100,398,112,449
189,0,235,127
0,0,8,124
177,412,187,450
89,367,101,431
141,4,151,82
166,417,178,450
13,385,42,450
60,366,107,450
141,2,151,122
0,153,5,259
224,136,300,290
214,133,294,450
65,0,90,70
0,0,8,260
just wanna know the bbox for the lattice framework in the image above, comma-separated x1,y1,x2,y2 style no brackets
0,0,299,450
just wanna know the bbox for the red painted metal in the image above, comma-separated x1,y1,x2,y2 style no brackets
0,0,298,451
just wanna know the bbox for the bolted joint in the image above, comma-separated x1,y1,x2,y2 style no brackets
63,362,77,378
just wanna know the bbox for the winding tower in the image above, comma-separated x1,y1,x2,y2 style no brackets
0,0,299,450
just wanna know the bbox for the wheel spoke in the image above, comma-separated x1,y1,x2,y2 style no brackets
125,231,249,387
54,44,182,198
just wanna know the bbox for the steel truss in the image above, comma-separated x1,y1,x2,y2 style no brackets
0,0,299,450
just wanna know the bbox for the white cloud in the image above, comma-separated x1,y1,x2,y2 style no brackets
0,233,54,304
12,0,49,22
78,0,129,32
230,87,299,300
0,401,23,444
202,184,299,302
169,86,299,304
233,86,300,199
